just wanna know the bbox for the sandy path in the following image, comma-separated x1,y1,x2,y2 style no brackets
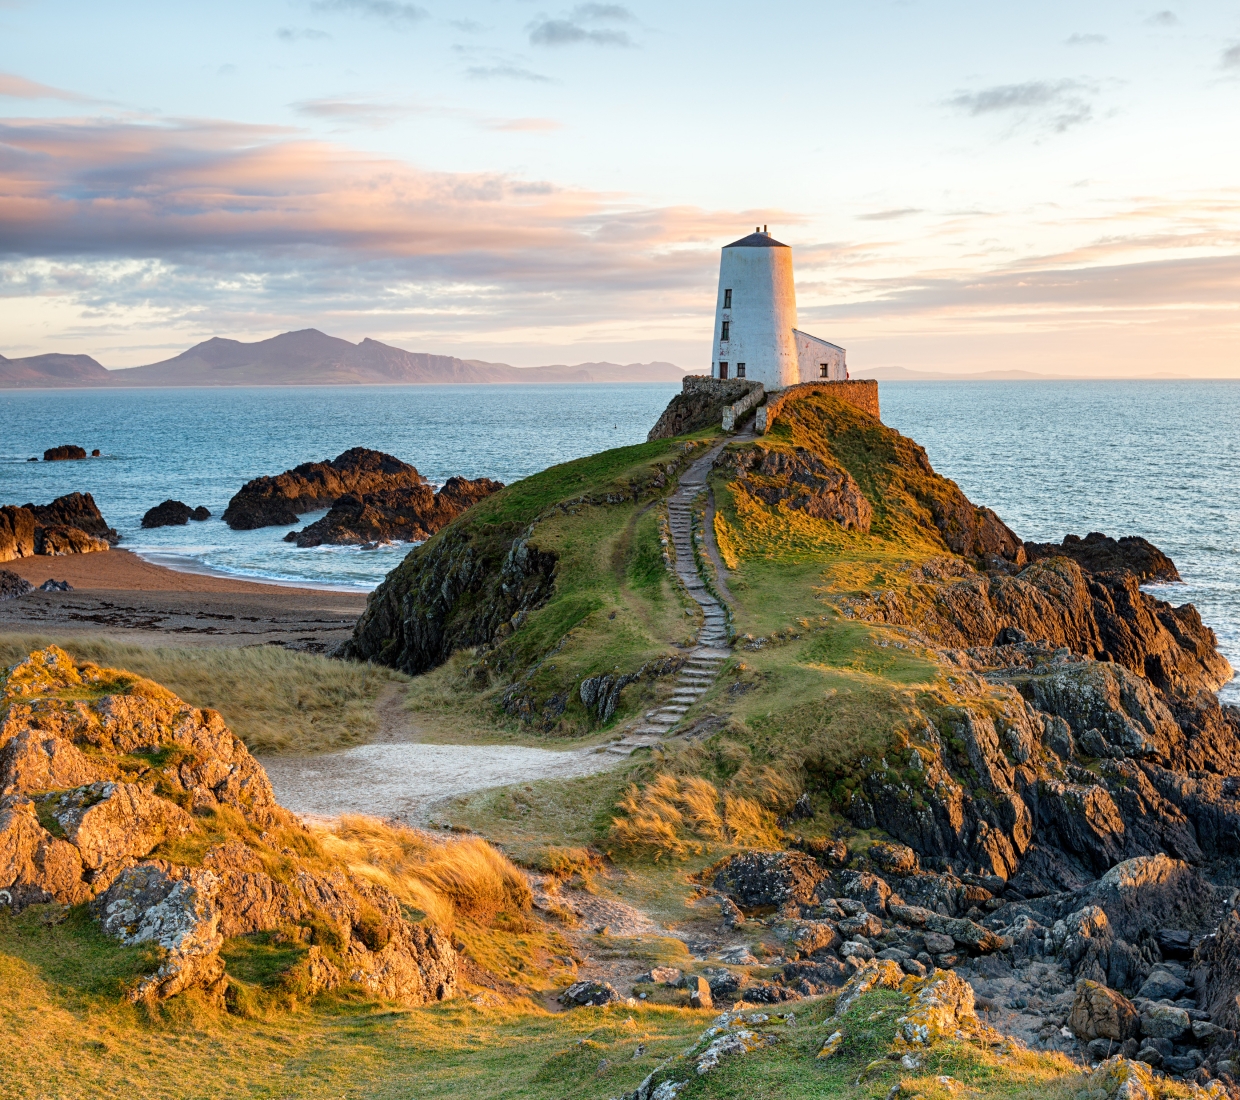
260,741,621,824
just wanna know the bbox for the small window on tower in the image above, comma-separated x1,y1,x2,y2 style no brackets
719,362,729,379
737,363,746,378
721,321,730,341
820,363,830,379
723,289,732,309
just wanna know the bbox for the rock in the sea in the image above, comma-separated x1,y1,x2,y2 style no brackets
191,505,210,521
0,646,458,1006
42,444,86,461
222,447,427,530
0,570,32,601
142,500,194,528
1025,531,1181,583
286,476,502,547
26,492,117,542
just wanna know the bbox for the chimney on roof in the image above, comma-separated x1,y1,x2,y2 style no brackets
764,224,768,234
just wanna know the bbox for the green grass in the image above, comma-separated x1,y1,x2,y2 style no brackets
0,634,401,753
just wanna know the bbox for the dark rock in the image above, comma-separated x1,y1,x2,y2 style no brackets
1138,969,1186,1001
91,449,100,457
741,980,796,1003
223,447,427,530
841,870,892,914
783,958,848,987
42,445,86,461
38,579,72,592
142,500,195,528
0,570,32,600
839,912,882,938
1158,929,1194,959
711,850,830,913
286,477,502,547
191,506,210,521
24,493,118,544
559,979,621,1007
1194,909,1240,1031
1024,532,1181,583
704,968,741,998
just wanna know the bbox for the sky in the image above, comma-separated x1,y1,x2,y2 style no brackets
1,0,1238,376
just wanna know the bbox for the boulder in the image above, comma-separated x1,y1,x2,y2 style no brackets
1140,1003,1190,1040
687,974,713,1009
191,506,210,521
648,966,682,986
141,500,195,528
0,506,36,562
838,911,882,939
1069,979,1141,1042
1194,909,1240,1030
1085,1056,1160,1100
784,919,840,959
43,445,86,461
887,902,1006,953
559,979,621,1007
841,870,892,914
1137,969,1186,1002
711,850,830,912
894,969,978,1049
36,525,109,555
286,476,503,547
783,957,848,990
0,570,32,600
222,447,427,530
25,492,117,542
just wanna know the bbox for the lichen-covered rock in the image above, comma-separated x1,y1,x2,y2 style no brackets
1069,979,1140,1042
888,903,1006,953
833,958,906,1017
1086,1056,1161,1100
711,850,830,912
94,862,225,1003
559,979,621,1007
1140,1003,1190,1040
0,646,459,1007
783,918,840,959
894,969,978,1048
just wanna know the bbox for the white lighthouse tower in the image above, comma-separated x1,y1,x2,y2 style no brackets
710,227,846,389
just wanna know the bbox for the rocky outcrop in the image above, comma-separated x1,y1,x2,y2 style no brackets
722,445,872,532
43,445,86,461
1,493,116,561
286,476,502,547
141,500,211,528
0,570,31,600
1025,532,1181,583
0,646,457,1006
222,447,427,529
648,376,761,441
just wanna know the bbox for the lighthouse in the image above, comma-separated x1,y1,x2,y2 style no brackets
710,227,846,389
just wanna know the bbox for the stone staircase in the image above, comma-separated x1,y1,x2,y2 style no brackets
602,439,736,757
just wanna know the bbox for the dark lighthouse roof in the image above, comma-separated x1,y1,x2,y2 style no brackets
725,230,789,248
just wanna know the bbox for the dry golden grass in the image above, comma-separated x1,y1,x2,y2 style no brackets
318,815,532,931
0,634,400,753
609,773,783,858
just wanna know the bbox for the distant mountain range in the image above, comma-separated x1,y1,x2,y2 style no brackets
0,329,689,388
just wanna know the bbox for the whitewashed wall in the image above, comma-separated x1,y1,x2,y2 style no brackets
711,238,800,389
793,329,847,383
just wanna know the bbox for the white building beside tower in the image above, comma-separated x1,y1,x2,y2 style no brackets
710,227,846,388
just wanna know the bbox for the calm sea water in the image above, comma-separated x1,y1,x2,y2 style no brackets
1,381,1236,700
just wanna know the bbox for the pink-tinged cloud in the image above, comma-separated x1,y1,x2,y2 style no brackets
0,116,774,291
0,73,91,102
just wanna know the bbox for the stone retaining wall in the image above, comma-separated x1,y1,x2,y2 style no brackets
755,379,880,433
722,384,766,432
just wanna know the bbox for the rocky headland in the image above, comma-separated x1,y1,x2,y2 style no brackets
0,646,457,1006
141,500,211,528
285,476,502,548
221,447,428,530
1,492,117,561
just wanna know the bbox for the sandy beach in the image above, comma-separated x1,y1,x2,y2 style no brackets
0,548,368,649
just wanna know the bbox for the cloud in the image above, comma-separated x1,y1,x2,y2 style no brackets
277,27,331,41
450,18,485,33
528,4,635,47
466,63,552,82
1065,33,1107,46
308,0,427,26
484,117,562,132
1222,44,1240,69
857,208,922,222
0,73,91,102
947,80,1094,133
292,97,410,127
1145,10,1179,26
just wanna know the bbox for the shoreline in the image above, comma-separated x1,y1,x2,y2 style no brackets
131,548,376,595
0,548,368,649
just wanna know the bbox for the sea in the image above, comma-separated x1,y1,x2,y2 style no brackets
1,381,1237,702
